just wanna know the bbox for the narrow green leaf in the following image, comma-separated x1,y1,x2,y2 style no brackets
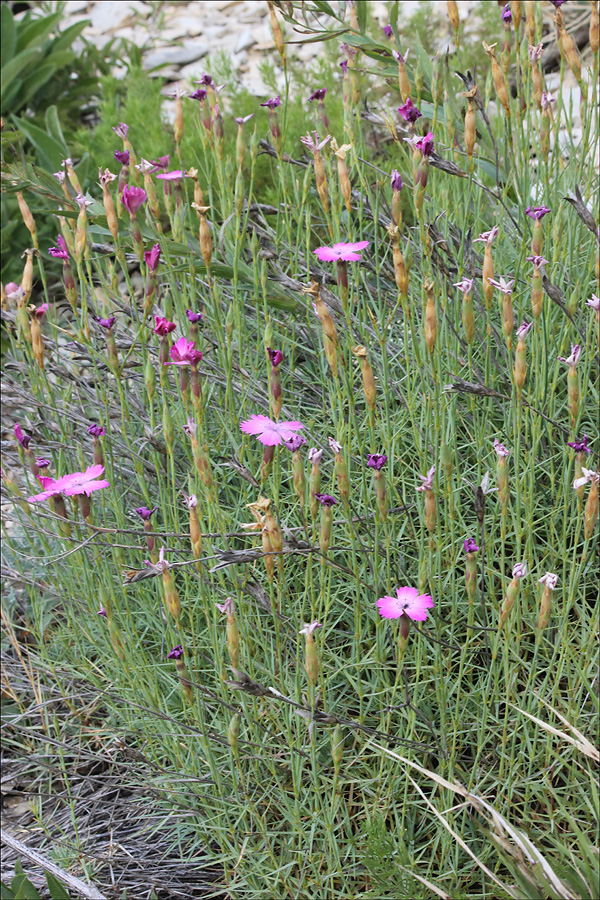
1,879,17,899
19,64,59,109
44,105,68,152
16,11,62,54
0,47,40,96
1,3,17,65
11,115,68,171
38,49,76,72
285,27,349,46
49,19,90,55
44,872,72,899
390,0,399,31
357,0,367,34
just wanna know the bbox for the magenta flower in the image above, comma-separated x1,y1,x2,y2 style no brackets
308,88,327,101
144,244,161,272
313,241,369,262
487,276,514,295
167,645,184,659
525,205,550,220
390,170,403,192
383,24,393,36
112,123,129,139
28,465,110,503
35,457,51,469
567,435,590,453
97,607,108,617
114,150,130,166
283,434,306,452
406,131,434,156
454,278,474,294
168,336,203,366
134,506,157,521
240,414,303,447
87,424,105,438
557,344,582,367
95,316,116,330
151,156,170,171
216,597,234,615
586,294,600,311
153,315,176,336
315,493,337,506
474,226,499,245
512,561,528,579
464,538,479,553
156,170,185,182
34,303,48,319
299,620,321,635
376,586,434,622
196,73,215,87
398,98,422,123
494,438,510,458
538,572,558,590
14,424,31,449
526,255,549,269
120,185,147,215
501,3,512,22
340,59,348,74
367,454,387,470
49,235,69,260
267,348,284,367
416,465,435,491
186,310,204,323
308,447,323,466
260,96,281,109
516,320,533,340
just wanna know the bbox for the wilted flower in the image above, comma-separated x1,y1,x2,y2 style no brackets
114,150,130,166
216,597,234,615
167,645,184,659
167,336,203,366
474,226,499,245
416,465,435,491
397,98,422,123
314,493,337,506
14,423,31,449
464,538,479,553
97,607,108,617
151,155,170,171
526,255,549,269
525,205,551,220
540,91,556,111
186,310,204,323
585,294,600,311
488,276,514,294
299,620,321,635
494,438,510,458
405,131,434,156
313,241,369,262
392,49,409,64
144,244,161,271
573,468,599,490
28,465,110,502
528,42,544,62
308,447,323,466
112,123,129,139
87,424,105,438
538,572,558,590
267,348,284,367
516,320,533,340
329,438,342,454
512,561,528,579
454,278,474,294
557,343,582,367
300,131,331,153
189,88,208,101
376,586,434,621
260,95,281,109
153,315,176,336
283,434,306,452
48,236,69,260
95,316,116,330
366,454,387,470
35,457,51,470
240,414,303,446
34,303,48,319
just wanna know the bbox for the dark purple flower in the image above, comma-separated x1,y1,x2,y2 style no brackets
398,98,422,123
186,310,204,324
87,423,105,438
414,131,434,156
383,25,393,37
267,348,283,367
14,424,31,449
167,644,184,659
95,316,116,330
567,435,591,453
525,205,551,221
283,434,307,452
150,155,170,171
315,493,338,507
49,235,69,260
120,184,147,215
144,243,161,272
340,60,348,74
260,95,281,110
390,170,403,192
464,538,480,554
35,457,51,469
189,89,208,102
308,88,327,102
196,73,215,87
153,315,176,336
502,3,512,23
114,150,130,166
367,454,388,471
97,607,108,617
134,506,157,521
548,0,567,6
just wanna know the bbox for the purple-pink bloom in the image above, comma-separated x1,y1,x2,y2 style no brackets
474,226,499,245
151,156,170,171
300,131,331,153
397,98,422,123
538,572,558,590
14,424,31,449
340,59,348,74
367,454,387,470
29,465,110,503
390,170,403,192
260,95,281,109
168,336,203,366
528,42,544,62
113,123,129,139
145,243,161,272
512,561,528,579
557,343,582,367
548,0,567,6
526,255,549,269
308,88,327,102
454,278,474,294
376,586,434,622
34,303,48,319
586,294,600,311
308,447,323,466
464,538,479,553
49,235,69,260
196,72,215,87
407,131,433,157
329,437,342,454
167,644,184,659
155,170,185,182
186,310,204,323
540,91,556,111
35,457,51,469
416,465,435,491
95,316,116,330
87,423,105,438
315,493,337,507
567,435,590,453
516,320,533,340
216,597,234,615
267,348,284,367
525,205,551,220
283,434,307,452
97,607,108,617
502,3,512,22
494,438,510,458
487,276,514,295
134,506,157,521
240,414,303,447
235,114,254,125
189,88,208,101
121,185,147,215
114,150,130,166
313,241,369,262
383,24,393,36
153,315,176,336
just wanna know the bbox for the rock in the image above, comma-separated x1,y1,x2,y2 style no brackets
64,0,89,13
163,14,204,36
236,29,257,53
143,40,209,70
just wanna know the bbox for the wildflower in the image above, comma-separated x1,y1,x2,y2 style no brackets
474,226,499,246
153,315,176,336
376,586,434,622
33,302,47,321
494,438,510,458
155,170,185,182
144,244,161,272
114,150,130,166
260,95,281,109
96,316,116,330
167,337,203,366
300,620,321,685
240,414,303,446
573,468,599,491
538,572,558,590
113,123,129,140
308,447,323,466
28,465,110,503
313,241,369,262
512,561,528,579
97,607,108,618
417,465,435,491
488,276,514,294
454,278,474,294
499,562,527,630
134,506,157,521
392,49,410,101
87,424,105,438
35,458,51,471
537,572,558,641
406,131,434,157
49,236,69,260
558,343,582,368
526,205,551,221
464,538,479,553
216,597,239,667
14,423,31,449
417,465,436,532
186,310,204,323
502,3,512,22
367,454,387,470
167,644,184,660
528,42,544,62
586,294,600,311
390,170,403,193
383,24,393,36
315,493,337,506
397,98,422,123
283,434,306,452
567,435,590,453
120,185,147,215
151,155,170,171
308,88,327,102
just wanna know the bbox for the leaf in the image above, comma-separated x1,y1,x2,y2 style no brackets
357,0,367,34
1,47,41,97
10,861,43,900
20,64,61,109
286,27,349,45
16,11,62,54
11,115,68,171
1,4,17,66
49,19,90,55
390,0,399,32
44,105,68,152
44,873,72,899
1,880,16,899
309,1,337,17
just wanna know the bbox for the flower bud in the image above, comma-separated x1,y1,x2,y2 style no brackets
332,724,344,773
228,713,241,755
483,41,510,117
30,314,44,370
352,345,376,412
424,279,437,354
584,478,598,540
300,621,321,685
16,192,38,248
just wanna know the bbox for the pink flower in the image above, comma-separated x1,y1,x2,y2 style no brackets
512,561,528,579
528,42,544,62
113,122,129,139
156,170,185,181
14,423,31,449
487,276,514,295
49,236,69,260
376,586,434,622
557,343,582,367
182,492,198,510
34,303,48,319
416,465,435,491
145,243,161,271
216,597,234,615
167,336,203,366
300,131,331,153
121,185,147,215
573,468,599,490
299,620,321,635
516,320,532,340
586,294,600,311
538,572,558,590
283,434,306,452
397,98,422,123
526,255,549,269
453,278,474,294
405,131,434,156
28,465,110,503
308,447,323,466
540,91,555,111
494,438,510,458
474,226,499,245
313,241,369,262
329,437,342,454
153,315,176,336
240,414,304,447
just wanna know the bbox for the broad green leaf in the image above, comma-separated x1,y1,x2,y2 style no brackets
16,11,62,54
309,1,337,17
49,19,90,55
390,0,399,31
11,115,68,171
1,4,17,66
38,49,76,72
44,873,72,899
44,105,68,152
20,64,60,109
1,47,41,97
0,879,16,899
357,0,367,34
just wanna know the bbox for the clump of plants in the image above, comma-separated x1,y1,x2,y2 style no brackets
1,1,598,898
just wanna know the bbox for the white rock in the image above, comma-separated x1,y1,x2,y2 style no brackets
143,40,209,69
64,0,89,13
163,14,204,36
236,28,256,53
